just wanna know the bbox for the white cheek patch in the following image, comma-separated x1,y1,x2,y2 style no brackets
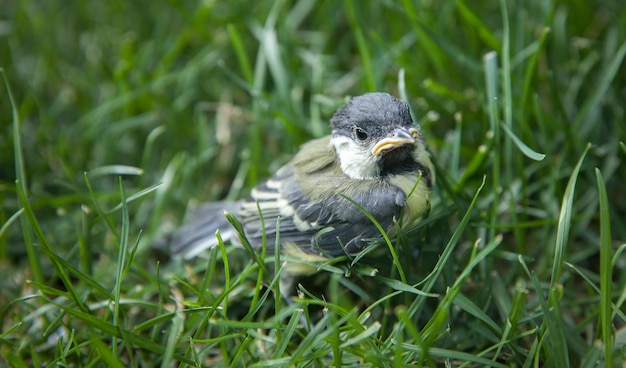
332,135,380,180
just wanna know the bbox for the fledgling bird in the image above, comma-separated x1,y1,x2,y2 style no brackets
170,92,434,278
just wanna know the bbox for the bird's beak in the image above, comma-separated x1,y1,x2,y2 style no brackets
371,127,418,156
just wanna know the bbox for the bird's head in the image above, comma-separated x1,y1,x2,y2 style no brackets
330,92,427,180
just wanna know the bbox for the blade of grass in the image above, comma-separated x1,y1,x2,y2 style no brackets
90,333,125,368
112,177,131,356
499,0,512,132
241,265,285,322
216,230,231,317
520,27,551,112
227,23,254,85
139,125,165,188
3,69,43,284
248,202,268,316
484,51,500,242
455,0,501,51
87,165,144,178
230,334,253,366
16,184,89,313
450,112,462,179
454,130,494,192
84,172,119,239
272,308,303,359
500,122,546,161
106,182,162,214
595,168,614,365
0,208,24,243
340,321,381,349
453,293,502,334
260,24,289,102
550,144,589,290
160,310,184,368
3,69,28,192
530,272,569,368
496,281,528,360
274,217,282,322
375,275,437,297
224,211,269,275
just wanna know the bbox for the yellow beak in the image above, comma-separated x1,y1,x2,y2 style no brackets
371,127,418,156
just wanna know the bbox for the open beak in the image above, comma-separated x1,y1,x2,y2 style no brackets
371,127,418,156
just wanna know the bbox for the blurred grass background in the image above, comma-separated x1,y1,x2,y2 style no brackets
1,0,626,366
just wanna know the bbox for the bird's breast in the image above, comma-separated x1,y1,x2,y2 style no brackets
387,172,431,226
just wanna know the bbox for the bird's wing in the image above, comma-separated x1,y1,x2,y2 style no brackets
237,144,407,257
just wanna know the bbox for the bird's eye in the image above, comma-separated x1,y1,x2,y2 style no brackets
354,127,368,141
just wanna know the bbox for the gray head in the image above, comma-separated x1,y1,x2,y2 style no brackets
330,93,422,179
331,92,414,139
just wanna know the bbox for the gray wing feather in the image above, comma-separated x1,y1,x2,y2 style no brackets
170,201,240,258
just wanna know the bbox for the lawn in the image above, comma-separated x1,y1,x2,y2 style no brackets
1,0,625,366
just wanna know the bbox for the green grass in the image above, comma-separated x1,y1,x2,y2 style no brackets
1,0,626,366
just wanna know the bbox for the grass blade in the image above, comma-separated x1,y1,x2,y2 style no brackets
453,294,502,334
87,165,144,178
595,168,614,365
160,311,184,368
216,229,231,317
3,69,43,284
484,50,501,242
550,145,589,290
227,23,254,84
90,333,125,368
272,308,303,358
15,184,89,313
500,122,546,161
521,27,551,111
531,272,569,368
375,275,437,297
112,177,131,355
455,0,501,51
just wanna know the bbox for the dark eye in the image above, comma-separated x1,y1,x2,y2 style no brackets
354,127,368,141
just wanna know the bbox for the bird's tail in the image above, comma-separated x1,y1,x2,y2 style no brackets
170,201,240,259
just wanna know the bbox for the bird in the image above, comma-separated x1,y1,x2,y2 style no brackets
169,92,435,281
